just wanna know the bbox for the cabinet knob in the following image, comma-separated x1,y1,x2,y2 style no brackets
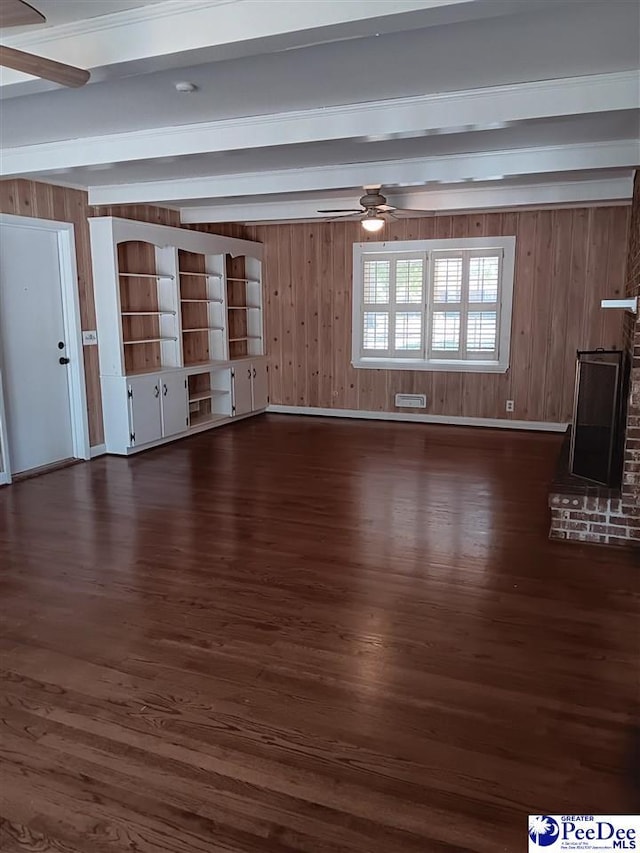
59,356,70,365
154,385,160,398
253,368,256,378
163,383,168,396
247,368,251,379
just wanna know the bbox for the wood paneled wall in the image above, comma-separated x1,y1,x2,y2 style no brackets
92,204,180,227
0,180,631,448
0,179,180,446
246,207,630,423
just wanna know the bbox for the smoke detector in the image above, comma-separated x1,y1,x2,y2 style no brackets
175,81,198,94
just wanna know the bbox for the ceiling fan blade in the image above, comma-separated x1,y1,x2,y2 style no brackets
324,213,364,221
317,208,363,214
0,0,45,27
0,45,90,87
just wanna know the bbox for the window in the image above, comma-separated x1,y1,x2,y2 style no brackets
352,237,515,373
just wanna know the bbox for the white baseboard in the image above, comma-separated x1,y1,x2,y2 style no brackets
267,405,568,433
90,443,107,458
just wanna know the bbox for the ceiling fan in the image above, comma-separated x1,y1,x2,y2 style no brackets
318,187,433,232
0,0,90,87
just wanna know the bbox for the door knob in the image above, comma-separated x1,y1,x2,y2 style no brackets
59,356,70,365
57,341,65,350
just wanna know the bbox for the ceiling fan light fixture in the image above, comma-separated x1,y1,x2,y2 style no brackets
361,216,385,233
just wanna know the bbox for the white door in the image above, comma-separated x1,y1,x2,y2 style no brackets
251,361,268,410
0,223,74,473
128,374,162,446
233,365,253,415
161,372,188,437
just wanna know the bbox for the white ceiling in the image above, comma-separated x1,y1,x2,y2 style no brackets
1,0,638,222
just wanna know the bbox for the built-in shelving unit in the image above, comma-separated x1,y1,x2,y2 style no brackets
226,255,264,362
178,249,228,366
116,240,182,374
187,367,233,426
90,216,267,455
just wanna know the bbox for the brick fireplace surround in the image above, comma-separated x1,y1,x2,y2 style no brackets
550,171,640,546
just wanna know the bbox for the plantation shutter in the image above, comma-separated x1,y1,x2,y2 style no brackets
361,253,426,358
428,249,503,360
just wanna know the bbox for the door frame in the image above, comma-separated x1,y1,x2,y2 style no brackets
0,213,91,484
0,366,10,485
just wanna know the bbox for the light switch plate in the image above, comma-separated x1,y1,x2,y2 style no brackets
82,330,98,345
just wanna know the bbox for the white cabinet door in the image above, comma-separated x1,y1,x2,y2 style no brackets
251,361,268,410
161,372,189,437
233,365,253,416
128,375,162,446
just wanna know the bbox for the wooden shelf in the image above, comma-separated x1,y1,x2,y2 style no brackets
180,298,224,304
182,327,224,333
179,271,222,279
228,305,260,310
227,278,260,284
189,390,229,403
229,336,261,342
119,272,174,280
123,337,177,345
121,310,176,316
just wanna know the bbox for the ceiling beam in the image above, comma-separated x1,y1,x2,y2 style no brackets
178,177,634,223
0,0,521,93
4,72,637,177
87,141,638,207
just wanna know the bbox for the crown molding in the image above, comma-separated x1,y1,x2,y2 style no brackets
1,1,230,47
0,0,522,49
4,72,638,177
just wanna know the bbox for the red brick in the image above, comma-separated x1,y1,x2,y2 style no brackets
589,523,619,535
566,521,588,531
549,529,566,540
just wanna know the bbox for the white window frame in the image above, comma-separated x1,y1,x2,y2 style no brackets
352,237,516,373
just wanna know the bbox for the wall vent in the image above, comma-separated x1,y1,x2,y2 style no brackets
395,393,427,409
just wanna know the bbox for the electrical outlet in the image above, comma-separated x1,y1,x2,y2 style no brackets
82,330,98,345
506,400,514,413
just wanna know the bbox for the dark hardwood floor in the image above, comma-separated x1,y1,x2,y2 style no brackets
0,414,638,852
